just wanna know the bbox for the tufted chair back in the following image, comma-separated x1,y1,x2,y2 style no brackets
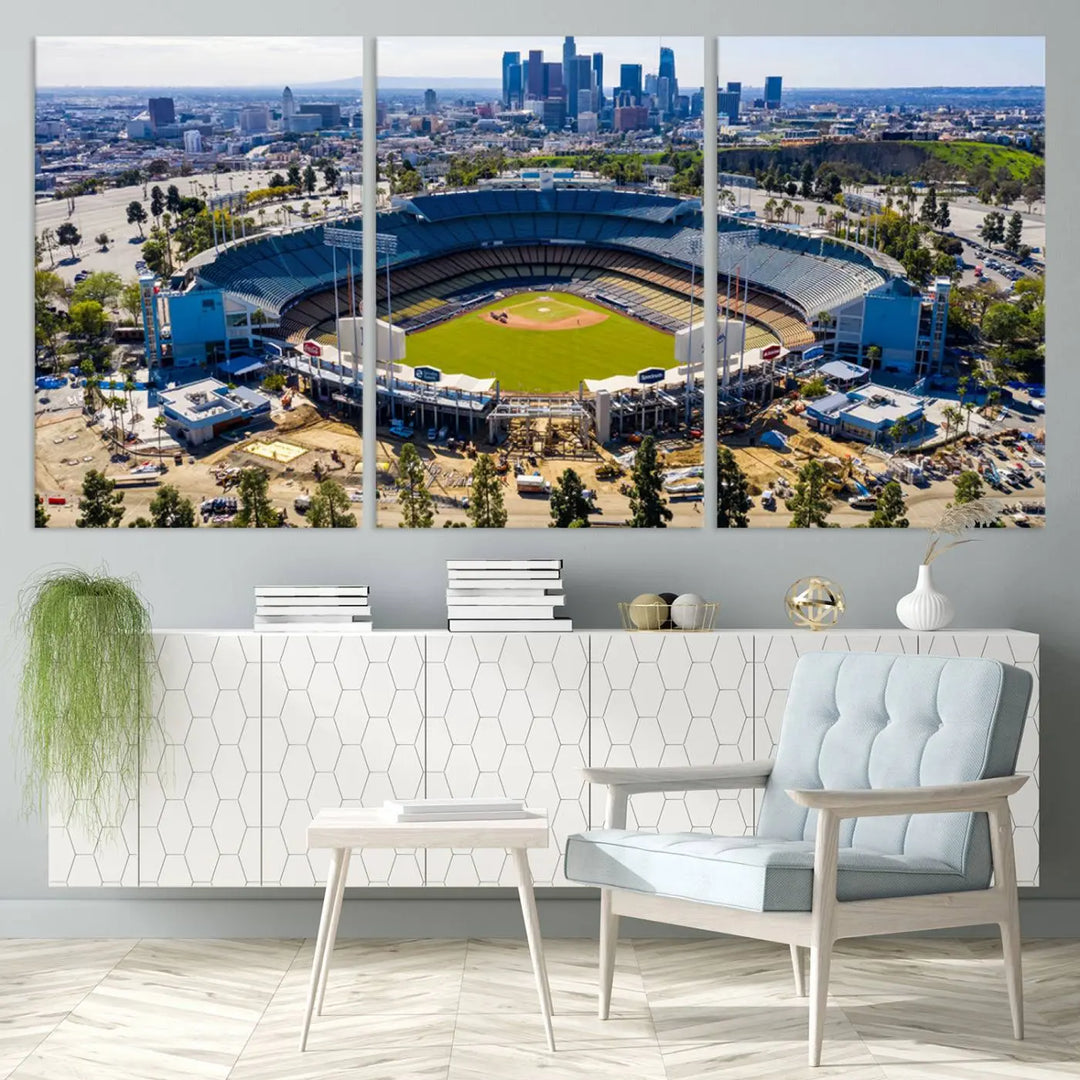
757,652,1032,877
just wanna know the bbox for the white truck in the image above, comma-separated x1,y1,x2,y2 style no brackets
516,473,551,496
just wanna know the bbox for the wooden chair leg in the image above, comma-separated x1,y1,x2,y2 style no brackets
808,809,840,1068
790,944,807,997
599,888,619,1019
989,798,1024,1039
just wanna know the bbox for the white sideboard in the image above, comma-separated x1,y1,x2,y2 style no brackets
48,629,1040,889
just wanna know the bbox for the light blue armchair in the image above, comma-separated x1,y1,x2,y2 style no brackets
565,651,1033,1066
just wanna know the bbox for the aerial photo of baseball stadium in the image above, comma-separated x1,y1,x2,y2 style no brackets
33,35,1045,529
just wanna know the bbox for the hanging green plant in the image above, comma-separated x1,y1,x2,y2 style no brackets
16,568,156,829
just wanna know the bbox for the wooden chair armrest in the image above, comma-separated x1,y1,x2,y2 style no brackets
787,775,1026,819
583,761,774,794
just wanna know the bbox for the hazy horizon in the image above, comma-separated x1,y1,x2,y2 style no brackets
36,35,1044,92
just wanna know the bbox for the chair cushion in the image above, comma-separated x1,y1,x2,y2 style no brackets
565,830,977,913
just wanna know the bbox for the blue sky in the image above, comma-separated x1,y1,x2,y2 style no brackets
37,36,1044,90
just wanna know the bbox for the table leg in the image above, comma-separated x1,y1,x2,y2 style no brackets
315,848,351,1015
300,847,346,1052
511,847,555,1052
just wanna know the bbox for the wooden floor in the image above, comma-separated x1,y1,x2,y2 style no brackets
3,936,1079,1079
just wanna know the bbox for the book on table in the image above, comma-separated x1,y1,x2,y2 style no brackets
380,797,533,822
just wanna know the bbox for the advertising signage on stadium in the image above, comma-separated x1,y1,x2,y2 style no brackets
303,341,322,358
762,345,782,360
414,366,442,384
637,367,666,385
802,345,826,361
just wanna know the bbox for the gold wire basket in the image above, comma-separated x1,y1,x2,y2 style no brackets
618,599,719,632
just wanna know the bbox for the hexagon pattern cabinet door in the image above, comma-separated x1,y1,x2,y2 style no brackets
261,634,425,887
424,634,590,886
140,633,262,886
590,633,755,840
48,775,138,888
918,632,1040,886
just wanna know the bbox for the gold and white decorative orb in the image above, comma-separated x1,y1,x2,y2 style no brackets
628,593,667,630
785,577,845,631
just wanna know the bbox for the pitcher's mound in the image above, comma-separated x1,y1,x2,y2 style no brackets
480,308,608,331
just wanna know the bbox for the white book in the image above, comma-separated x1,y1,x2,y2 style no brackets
385,797,524,814
254,591,369,600
449,569,561,580
448,619,573,633
447,606,558,620
446,593,565,606
446,560,561,571
446,578,563,590
252,596,371,604
255,622,373,633
255,606,372,617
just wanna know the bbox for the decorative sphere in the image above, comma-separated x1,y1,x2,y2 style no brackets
629,593,667,630
658,592,678,629
785,577,846,631
670,593,708,630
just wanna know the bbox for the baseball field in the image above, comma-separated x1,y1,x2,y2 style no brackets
403,291,674,394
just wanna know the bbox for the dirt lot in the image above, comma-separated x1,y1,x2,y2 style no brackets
35,399,363,528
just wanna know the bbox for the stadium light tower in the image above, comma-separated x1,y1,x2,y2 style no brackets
683,231,703,427
378,234,400,416
717,229,759,393
324,226,398,396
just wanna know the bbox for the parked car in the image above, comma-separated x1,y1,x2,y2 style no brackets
388,421,414,439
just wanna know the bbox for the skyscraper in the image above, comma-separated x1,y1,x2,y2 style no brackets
148,97,175,132
544,62,564,101
571,55,592,119
765,75,783,109
619,63,643,104
507,62,522,108
592,52,604,110
424,88,438,113
562,35,576,85
527,49,544,99
659,45,677,101
502,51,521,108
281,86,296,121
718,81,741,125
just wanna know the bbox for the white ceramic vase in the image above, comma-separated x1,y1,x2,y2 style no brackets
896,564,954,631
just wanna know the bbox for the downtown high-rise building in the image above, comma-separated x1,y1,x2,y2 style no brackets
619,63,643,104
148,97,175,131
659,45,677,103
502,51,521,107
572,54,593,119
765,75,783,109
718,80,742,124
527,49,545,99
592,52,604,110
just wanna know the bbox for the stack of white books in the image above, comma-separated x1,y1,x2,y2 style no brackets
380,798,533,822
446,559,571,633
254,587,372,632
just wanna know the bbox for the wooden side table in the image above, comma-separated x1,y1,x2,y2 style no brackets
301,808,555,1052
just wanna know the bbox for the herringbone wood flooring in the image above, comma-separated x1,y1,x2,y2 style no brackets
3,937,1079,1079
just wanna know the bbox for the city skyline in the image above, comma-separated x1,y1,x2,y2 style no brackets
38,36,1044,91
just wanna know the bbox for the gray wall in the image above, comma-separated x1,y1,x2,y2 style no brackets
4,1,1075,937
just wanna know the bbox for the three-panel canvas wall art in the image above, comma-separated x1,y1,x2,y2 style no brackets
34,36,1046,528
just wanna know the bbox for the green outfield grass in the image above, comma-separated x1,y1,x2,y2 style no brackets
405,292,675,393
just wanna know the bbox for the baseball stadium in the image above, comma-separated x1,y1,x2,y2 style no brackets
175,181,941,525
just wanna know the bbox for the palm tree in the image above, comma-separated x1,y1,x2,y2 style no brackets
124,378,137,423
793,204,804,228
153,414,167,458
781,198,792,224
816,205,828,228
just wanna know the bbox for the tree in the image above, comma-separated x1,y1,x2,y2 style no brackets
1004,210,1024,254
800,161,815,198
867,481,908,528
121,280,143,325
68,299,108,340
918,185,938,225
799,376,828,399
287,164,302,191
983,302,1029,351
72,270,123,307
94,232,110,251
126,200,148,237
308,478,357,528
303,165,317,195
35,494,50,528
786,460,833,528
628,436,672,528
549,467,591,528
165,184,182,214
979,211,1006,246
143,484,196,528
76,469,124,528
269,172,286,189
865,343,882,373
40,226,56,267
234,467,279,527
153,414,167,458
716,446,751,528
56,221,81,260
953,470,984,505
467,454,508,528
936,201,951,230
393,442,433,528
150,185,165,222
322,163,339,190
